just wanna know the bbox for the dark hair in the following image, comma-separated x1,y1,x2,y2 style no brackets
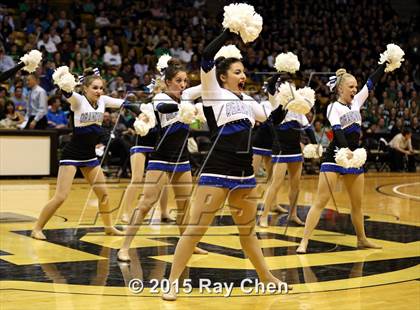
402,127,412,136
164,58,186,81
215,57,242,86
48,96,60,106
5,100,15,114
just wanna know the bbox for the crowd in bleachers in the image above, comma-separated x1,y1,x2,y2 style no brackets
0,0,419,173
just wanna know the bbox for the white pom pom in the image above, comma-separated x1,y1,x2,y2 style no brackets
194,102,207,123
303,144,323,159
215,45,242,60
335,148,352,168
52,66,70,82
274,52,300,73
286,93,311,114
222,3,263,43
59,74,77,93
20,50,42,73
140,103,156,128
53,66,77,93
379,43,405,72
350,148,367,168
156,54,172,73
297,86,315,108
179,102,196,124
276,82,296,107
133,118,150,136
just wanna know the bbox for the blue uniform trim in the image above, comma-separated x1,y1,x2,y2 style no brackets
252,147,272,157
343,123,361,134
198,174,256,190
271,154,303,163
260,121,272,129
277,120,301,131
332,125,342,131
320,163,364,174
59,158,100,167
130,146,154,154
74,124,103,135
219,120,251,135
147,160,191,172
163,122,189,135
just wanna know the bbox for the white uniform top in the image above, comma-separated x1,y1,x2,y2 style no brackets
67,92,124,127
281,110,310,127
200,67,271,127
326,85,368,129
152,85,203,128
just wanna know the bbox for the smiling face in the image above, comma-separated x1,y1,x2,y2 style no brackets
84,78,104,104
219,61,246,95
337,75,357,105
165,71,187,100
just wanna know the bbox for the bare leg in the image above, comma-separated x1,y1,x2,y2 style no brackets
259,163,287,227
264,157,286,213
228,188,285,284
80,166,123,235
163,186,227,300
117,170,167,261
171,171,208,254
252,154,263,177
262,156,273,180
31,165,77,239
343,174,381,249
120,153,146,223
286,162,304,225
159,185,173,222
296,172,339,253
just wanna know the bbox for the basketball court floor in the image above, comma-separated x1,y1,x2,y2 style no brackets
1,173,419,309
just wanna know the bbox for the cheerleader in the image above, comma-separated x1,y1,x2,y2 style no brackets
117,58,207,261
119,105,171,224
258,51,317,228
0,50,42,82
252,74,287,215
252,117,275,179
31,67,124,239
162,17,288,299
259,108,318,227
296,44,404,253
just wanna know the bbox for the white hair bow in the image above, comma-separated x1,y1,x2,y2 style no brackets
326,75,337,92
78,67,100,84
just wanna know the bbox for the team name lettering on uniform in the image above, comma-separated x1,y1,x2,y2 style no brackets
80,112,103,123
339,110,361,128
225,101,252,118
